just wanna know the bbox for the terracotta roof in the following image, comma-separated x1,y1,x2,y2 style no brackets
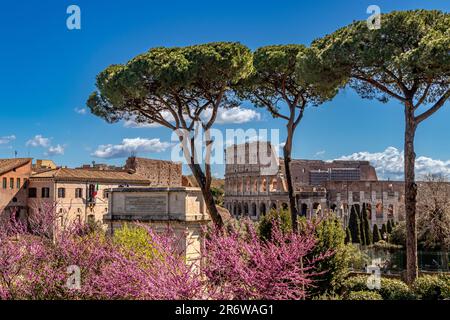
0,158,32,176
30,168,150,184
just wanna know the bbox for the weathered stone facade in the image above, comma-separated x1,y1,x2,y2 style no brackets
105,187,209,264
224,143,406,227
125,157,182,187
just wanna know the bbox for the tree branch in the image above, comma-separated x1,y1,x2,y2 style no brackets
415,89,450,124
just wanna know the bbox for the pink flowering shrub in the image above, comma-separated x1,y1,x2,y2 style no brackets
201,220,331,300
0,207,328,300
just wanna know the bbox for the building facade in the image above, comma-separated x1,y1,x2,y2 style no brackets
0,157,183,227
224,142,406,227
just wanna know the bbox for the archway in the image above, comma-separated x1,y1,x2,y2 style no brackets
244,203,249,216
260,202,267,216
251,203,257,216
301,203,308,217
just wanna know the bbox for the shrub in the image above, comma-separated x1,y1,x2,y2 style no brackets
390,221,406,247
313,293,342,300
347,290,382,300
257,208,291,241
342,275,369,292
379,278,415,300
309,217,350,296
203,219,330,300
113,223,157,259
342,275,415,300
346,244,371,271
413,275,450,300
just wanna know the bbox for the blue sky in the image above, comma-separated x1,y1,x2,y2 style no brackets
0,0,449,179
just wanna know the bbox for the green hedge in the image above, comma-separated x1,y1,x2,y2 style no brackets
342,275,415,300
412,275,450,300
347,291,383,300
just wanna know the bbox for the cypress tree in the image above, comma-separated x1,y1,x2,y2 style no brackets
373,224,381,243
357,205,366,245
363,212,372,245
344,227,352,244
381,223,388,240
348,205,361,244
387,220,393,234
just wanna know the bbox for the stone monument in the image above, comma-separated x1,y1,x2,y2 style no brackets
104,187,210,263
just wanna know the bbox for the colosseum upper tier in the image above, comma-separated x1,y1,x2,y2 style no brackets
224,142,405,228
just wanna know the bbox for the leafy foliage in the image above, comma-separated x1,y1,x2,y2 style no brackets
203,219,331,300
257,208,292,241
412,275,450,300
348,205,361,244
347,290,383,300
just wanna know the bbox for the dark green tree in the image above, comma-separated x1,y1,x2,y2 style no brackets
310,217,350,296
348,205,361,244
237,45,339,232
258,208,292,241
387,220,393,234
363,211,372,245
373,224,382,243
344,227,352,245
87,42,253,228
381,223,388,241
357,205,366,245
303,10,450,284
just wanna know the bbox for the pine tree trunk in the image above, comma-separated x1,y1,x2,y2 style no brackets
283,126,299,232
404,102,418,284
189,162,224,228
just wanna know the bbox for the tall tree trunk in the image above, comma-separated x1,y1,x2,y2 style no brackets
283,124,299,232
404,102,418,284
189,162,224,228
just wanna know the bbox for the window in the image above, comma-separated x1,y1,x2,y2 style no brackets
28,188,37,198
58,188,66,198
16,178,21,189
2,178,6,189
41,187,50,198
9,178,14,189
75,188,83,198
23,178,28,189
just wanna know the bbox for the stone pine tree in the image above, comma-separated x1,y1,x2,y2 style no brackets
87,42,254,228
302,10,450,284
237,45,339,232
373,224,382,243
348,205,361,244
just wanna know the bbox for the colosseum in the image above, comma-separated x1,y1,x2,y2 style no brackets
224,142,405,228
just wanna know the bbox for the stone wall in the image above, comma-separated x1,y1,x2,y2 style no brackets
125,157,182,187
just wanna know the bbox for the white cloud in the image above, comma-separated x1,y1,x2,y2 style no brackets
124,107,261,128
335,147,450,180
26,135,51,148
92,138,171,159
0,135,16,145
45,144,65,156
74,107,87,115
204,106,261,124
315,150,326,157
